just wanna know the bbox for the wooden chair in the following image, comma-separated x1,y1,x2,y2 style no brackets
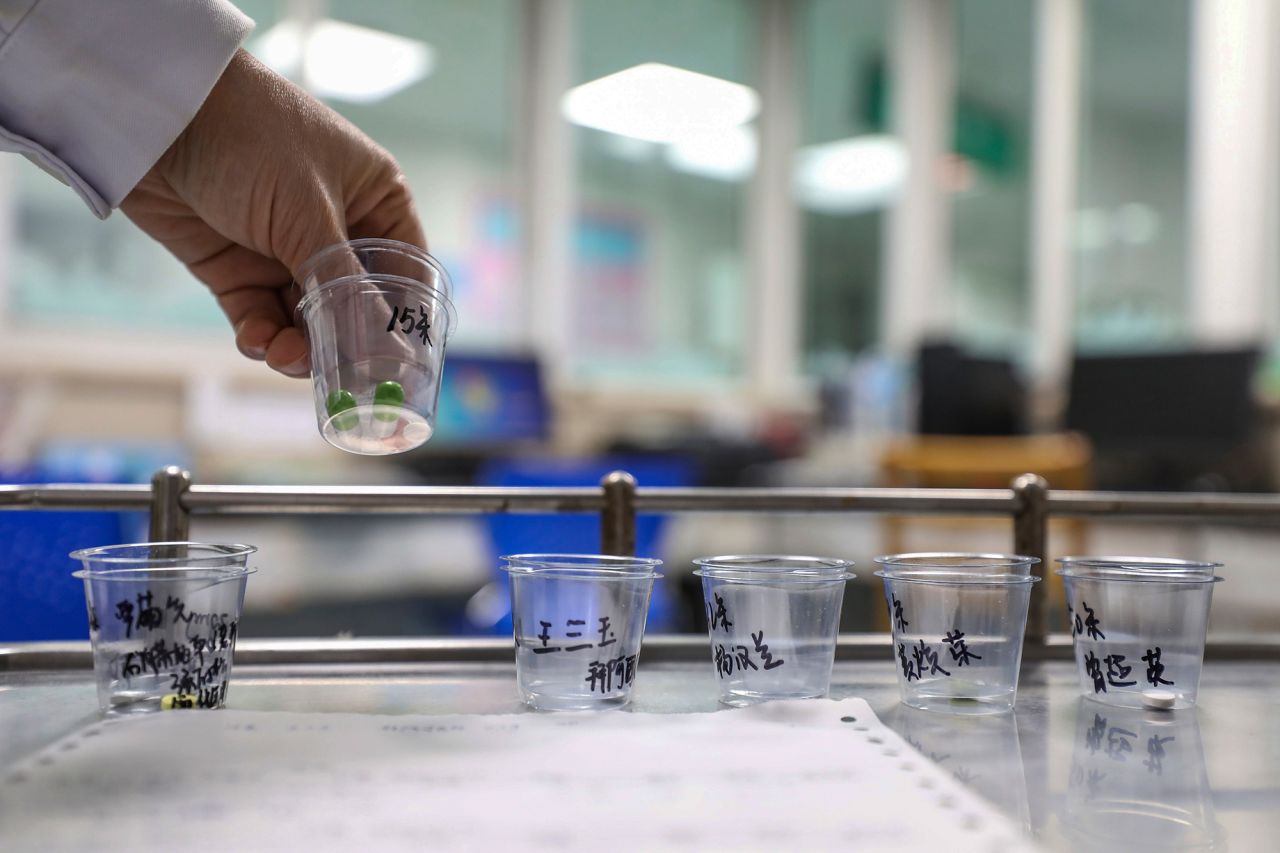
875,433,1093,630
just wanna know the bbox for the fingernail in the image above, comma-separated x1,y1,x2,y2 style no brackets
281,358,310,377
234,320,268,360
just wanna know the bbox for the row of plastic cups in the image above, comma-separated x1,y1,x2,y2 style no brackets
67,545,1220,718
501,554,855,711
504,552,1029,712
879,554,1223,715
503,552,1223,715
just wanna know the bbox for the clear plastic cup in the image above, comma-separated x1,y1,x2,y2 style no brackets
70,542,256,715
1062,698,1220,848
501,554,662,711
295,239,458,455
692,555,854,707
875,553,1040,715
1057,557,1223,710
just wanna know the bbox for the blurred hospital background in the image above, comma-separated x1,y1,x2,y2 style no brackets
4,0,1280,640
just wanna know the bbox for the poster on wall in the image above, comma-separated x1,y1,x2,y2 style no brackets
572,208,651,355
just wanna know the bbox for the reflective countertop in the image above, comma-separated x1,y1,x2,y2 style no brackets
2,655,1277,851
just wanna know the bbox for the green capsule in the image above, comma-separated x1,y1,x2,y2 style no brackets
374,381,405,405
373,381,405,423
326,389,358,431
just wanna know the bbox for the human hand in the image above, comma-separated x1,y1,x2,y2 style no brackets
121,49,424,377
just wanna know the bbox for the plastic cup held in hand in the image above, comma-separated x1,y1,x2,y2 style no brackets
296,238,457,455
502,554,662,711
876,553,1040,715
692,555,854,707
71,542,256,715
1057,557,1222,710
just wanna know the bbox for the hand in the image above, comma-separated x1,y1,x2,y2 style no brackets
121,49,424,377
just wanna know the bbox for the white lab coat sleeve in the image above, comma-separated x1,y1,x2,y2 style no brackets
0,0,254,218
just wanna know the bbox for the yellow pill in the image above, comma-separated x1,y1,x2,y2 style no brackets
161,694,197,710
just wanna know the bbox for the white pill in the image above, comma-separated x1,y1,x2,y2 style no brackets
404,422,432,443
1142,689,1177,710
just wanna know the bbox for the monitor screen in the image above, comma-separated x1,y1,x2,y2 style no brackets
1065,348,1260,445
432,354,550,446
918,342,1025,436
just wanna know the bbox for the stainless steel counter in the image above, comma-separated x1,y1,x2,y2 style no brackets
2,640,1275,852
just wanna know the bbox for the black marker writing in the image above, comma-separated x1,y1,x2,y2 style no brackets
891,596,909,632
584,653,637,694
533,621,561,654
1085,714,1107,755
706,594,733,633
1105,726,1136,762
943,630,981,666
912,639,950,677
1142,647,1173,686
1104,653,1136,688
597,616,616,647
898,642,919,682
1081,601,1105,641
387,303,433,346
751,630,784,670
1085,650,1107,693
714,643,759,677
1144,735,1174,775
108,592,239,710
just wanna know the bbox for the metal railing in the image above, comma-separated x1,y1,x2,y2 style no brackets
4,465,1280,654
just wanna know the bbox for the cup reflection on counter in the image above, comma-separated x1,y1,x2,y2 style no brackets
885,703,1031,831
1062,698,1220,850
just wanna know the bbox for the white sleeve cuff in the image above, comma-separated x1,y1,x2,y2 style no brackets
0,0,254,218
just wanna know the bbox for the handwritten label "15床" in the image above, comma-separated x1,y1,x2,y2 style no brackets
386,304,433,346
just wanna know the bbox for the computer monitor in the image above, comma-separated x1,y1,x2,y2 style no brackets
1065,348,1260,444
431,353,550,447
918,341,1026,435
1064,346,1265,490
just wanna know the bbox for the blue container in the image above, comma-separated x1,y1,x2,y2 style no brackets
0,468,142,641
474,456,691,634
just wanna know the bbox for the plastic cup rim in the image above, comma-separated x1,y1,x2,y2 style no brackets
72,565,257,582
1057,555,1223,583
693,554,854,585
693,571,855,585
295,238,452,296
874,551,1040,569
874,570,1042,586
692,554,854,584
501,553,663,580
69,542,257,565
1057,555,1221,569
1057,570,1224,584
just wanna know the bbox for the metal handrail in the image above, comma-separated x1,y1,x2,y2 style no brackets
7,480,1280,518
4,466,1279,653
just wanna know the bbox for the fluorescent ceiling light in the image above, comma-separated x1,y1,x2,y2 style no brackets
562,63,759,144
794,135,908,214
253,19,433,104
665,124,757,181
